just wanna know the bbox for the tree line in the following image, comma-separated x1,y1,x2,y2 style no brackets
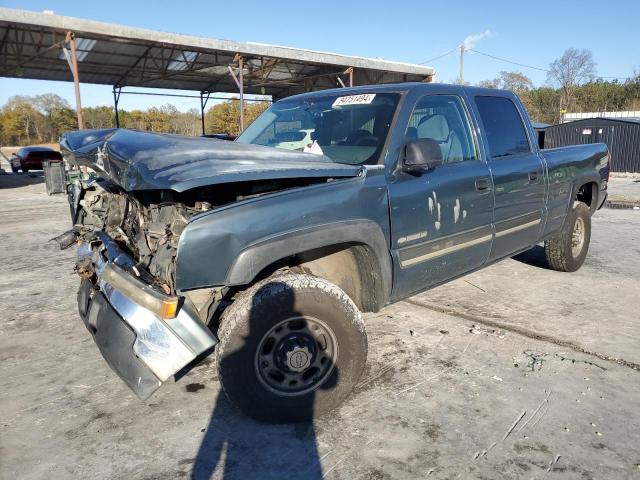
1,49,638,146
476,49,639,124
0,96,269,146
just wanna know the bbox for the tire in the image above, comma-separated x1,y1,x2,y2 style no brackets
22,167,28,173
544,201,591,272
11,165,19,173
215,272,367,423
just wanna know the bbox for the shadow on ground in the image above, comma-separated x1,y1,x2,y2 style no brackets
0,172,45,189
190,279,332,479
190,396,323,479
512,245,550,270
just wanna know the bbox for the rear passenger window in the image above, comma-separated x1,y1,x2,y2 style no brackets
406,95,477,164
475,96,530,158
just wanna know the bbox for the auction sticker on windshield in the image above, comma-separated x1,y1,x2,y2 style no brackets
332,94,376,107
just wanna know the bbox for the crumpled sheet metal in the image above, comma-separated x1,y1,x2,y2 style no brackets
59,128,361,192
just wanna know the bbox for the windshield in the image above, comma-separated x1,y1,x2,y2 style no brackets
236,92,401,165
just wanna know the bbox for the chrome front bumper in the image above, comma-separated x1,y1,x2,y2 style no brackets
77,235,217,399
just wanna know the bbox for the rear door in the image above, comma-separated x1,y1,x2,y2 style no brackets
388,92,494,300
471,95,546,261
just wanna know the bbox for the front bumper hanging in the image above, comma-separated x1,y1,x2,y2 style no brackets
76,234,217,399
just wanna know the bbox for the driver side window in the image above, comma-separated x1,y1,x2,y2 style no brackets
406,95,477,164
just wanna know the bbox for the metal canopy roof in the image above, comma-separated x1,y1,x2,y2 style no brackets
0,8,435,98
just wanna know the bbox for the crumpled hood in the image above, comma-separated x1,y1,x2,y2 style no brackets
59,128,362,192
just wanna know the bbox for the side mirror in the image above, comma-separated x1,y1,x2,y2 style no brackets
401,138,443,173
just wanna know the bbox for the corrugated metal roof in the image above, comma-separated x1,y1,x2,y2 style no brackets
562,111,640,122
0,8,435,98
553,117,640,127
531,121,550,129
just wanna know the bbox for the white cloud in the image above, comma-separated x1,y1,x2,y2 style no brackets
462,30,491,51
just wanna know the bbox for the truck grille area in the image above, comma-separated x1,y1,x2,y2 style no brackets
72,182,208,293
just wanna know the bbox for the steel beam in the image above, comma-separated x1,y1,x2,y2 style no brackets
113,86,121,128
64,31,84,129
200,90,210,135
114,45,152,86
228,54,244,131
344,67,353,87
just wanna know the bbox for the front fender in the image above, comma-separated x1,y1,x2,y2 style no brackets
227,219,392,300
175,168,391,298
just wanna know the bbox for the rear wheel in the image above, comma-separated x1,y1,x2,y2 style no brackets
21,167,28,173
544,201,591,272
215,273,367,423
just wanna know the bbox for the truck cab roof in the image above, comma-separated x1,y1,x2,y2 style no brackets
281,82,517,102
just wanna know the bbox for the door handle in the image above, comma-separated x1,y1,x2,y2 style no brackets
528,171,539,183
475,177,491,192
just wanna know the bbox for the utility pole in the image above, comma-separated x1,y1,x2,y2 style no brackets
459,44,465,85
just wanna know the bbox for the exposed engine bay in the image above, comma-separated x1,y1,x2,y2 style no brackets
61,176,331,294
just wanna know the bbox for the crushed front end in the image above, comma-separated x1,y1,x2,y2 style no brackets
58,178,218,400
55,128,360,399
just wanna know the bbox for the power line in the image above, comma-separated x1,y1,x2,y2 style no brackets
117,91,270,102
467,48,548,72
469,48,629,80
424,44,630,81
419,46,459,65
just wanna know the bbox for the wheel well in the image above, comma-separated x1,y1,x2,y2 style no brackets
251,243,386,313
576,182,598,213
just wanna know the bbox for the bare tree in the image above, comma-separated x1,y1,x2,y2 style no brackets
478,71,533,93
83,106,115,129
498,71,533,93
4,96,42,142
33,94,76,141
547,48,596,110
477,79,499,88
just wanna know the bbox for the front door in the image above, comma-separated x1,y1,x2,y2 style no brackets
472,95,546,261
388,94,494,300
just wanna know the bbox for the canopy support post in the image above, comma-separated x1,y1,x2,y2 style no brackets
113,86,122,128
345,67,354,87
228,54,244,132
200,91,211,135
62,31,84,129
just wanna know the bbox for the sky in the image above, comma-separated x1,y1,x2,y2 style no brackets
0,0,638,111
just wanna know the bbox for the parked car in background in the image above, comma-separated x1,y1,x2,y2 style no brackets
10,146,63,173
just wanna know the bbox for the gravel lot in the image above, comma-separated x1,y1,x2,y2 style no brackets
1,173,639,480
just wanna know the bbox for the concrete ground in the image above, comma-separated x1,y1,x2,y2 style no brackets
608,175,640,204
1,174,639,480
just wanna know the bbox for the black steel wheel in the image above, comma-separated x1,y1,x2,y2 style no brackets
215,273,367,423
255,315,338,397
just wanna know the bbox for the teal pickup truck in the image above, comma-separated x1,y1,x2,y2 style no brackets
57,83,609,422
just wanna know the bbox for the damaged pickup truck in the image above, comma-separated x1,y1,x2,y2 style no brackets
57,83,609,422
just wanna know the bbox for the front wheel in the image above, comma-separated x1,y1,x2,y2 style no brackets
544,201,591,272
215,273,367,423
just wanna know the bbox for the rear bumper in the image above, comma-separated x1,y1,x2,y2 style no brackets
76,235,217,399
22,160,43,169
16,158,62,169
